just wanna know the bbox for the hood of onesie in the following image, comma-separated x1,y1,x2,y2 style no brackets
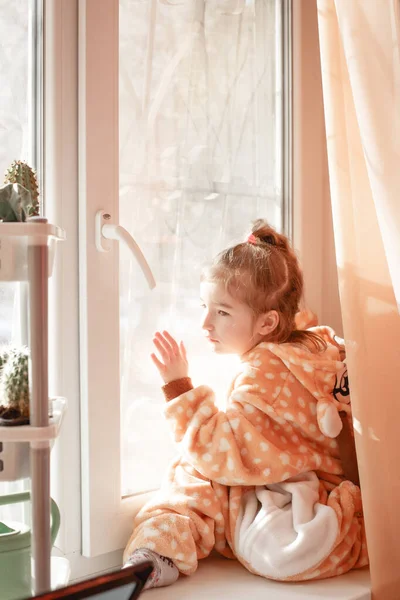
249,326,350,439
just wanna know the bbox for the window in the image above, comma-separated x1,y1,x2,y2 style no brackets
0,0,43,507
119,0,288,496
79,0,291,558
0,0,42,347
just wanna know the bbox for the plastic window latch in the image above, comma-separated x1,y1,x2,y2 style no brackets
95,210,156,290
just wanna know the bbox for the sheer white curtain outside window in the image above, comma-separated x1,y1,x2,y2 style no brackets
119,0,286,496
0,1,31,350
317,1,400,598
0,0,39,518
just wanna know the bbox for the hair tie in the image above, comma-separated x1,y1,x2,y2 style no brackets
246,233,257,245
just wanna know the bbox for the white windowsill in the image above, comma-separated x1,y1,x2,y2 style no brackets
147,555,371,600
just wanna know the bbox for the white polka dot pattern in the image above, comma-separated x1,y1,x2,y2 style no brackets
122,325,367,582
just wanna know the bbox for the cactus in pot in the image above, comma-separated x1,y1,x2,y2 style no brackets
0,346,30,425
4,160,40,217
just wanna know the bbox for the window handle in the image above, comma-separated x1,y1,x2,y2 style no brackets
95,210,156,290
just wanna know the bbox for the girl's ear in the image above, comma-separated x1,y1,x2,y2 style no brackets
256,310,279,336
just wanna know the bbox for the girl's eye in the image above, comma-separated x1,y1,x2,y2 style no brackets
218,310,229,316
200,303,206,309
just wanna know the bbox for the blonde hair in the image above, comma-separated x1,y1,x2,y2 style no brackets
201,219,326,352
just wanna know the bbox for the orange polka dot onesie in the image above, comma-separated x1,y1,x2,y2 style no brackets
124,326,368,581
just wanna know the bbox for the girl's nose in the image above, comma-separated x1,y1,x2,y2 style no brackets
201,312,214,331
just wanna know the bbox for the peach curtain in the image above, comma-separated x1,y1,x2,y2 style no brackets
316,1,400,598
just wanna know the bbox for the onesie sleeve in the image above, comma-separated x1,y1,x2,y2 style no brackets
163,365,299,486
162,377,193,401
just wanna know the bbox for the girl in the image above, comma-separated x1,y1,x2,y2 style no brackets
123,220,367,590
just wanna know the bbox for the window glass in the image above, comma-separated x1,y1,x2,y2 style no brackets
119,0,285,495
0,0,34,345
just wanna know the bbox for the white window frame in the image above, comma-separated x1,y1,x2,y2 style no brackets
77,0,297,559
78,0,140,558
43,0,173,575
45,0,342,580
77,0,298,559
45,0,82,565
45,0,146,576
43,0,344,581
44,0,134,564
45,1,343,579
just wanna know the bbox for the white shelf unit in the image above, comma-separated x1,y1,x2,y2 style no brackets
0,220,67,596
0,398,67,444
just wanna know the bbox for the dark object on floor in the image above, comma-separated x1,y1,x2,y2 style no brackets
26,562,153,600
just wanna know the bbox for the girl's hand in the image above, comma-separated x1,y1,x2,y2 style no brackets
151,330,189,384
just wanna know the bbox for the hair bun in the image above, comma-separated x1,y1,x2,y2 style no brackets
251,219,288,250
261,235,276,246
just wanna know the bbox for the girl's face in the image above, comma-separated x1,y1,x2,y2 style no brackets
200,280,266,356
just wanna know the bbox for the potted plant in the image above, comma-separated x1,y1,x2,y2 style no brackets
0,160,45,281
0,346,31,481
0,160,40,222
0,346,30,426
